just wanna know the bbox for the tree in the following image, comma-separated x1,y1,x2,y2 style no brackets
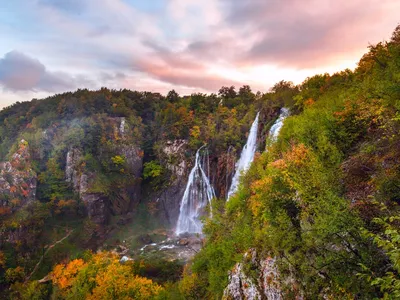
218,86,237,99
238,85,255,105
166,90,180,103
51,252,163,299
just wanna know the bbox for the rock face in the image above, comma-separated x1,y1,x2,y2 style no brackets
0,140,37,210
153,139,190,227
64,118,143,225
163,139,188,179
81,193,111,225
223,250,284,300
65,148,108,224
66,148,84,193
117,144,143,211
257,108,281,152
210,148,237,199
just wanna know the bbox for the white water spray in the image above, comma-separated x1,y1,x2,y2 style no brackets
268,108,289,140
227,112,260,200
175,146,215,235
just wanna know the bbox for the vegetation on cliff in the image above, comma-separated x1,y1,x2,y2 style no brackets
180,25,400,299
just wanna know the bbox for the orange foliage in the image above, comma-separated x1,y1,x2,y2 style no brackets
21,189,29,197
52,199,77,215
269,159,287,170
304,98,315,107
52,252,163,299
334,99,384,128
10,198,21,207
283,143,310,168
248,144,312,218
52,259,87,290
10,186,17,193
0,207,12,216
0,251,6,268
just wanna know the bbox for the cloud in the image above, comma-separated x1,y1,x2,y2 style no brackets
136,40,243,90
1,0,400,107
0,51,80,92
220,0,400,68
137,60,240,91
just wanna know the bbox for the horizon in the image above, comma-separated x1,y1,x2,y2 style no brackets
1,0,399,109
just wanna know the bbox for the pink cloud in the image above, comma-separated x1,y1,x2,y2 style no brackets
220,0,400,68
137,59,240,91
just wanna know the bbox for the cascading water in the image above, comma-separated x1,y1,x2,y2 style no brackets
227,112,260,200
227,108,289,200
175,146,216,235
268,108,289,140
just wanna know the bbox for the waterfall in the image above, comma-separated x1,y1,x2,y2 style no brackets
225,146,234,199
268,108,289,140
119,117,126,135
227,112,260,200
227,108,289,200
175,146,216,235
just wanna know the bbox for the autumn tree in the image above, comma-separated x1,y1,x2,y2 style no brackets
51,251,163,299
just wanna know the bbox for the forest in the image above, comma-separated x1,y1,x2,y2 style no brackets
0,25,399,299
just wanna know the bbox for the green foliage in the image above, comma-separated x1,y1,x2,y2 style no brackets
136,258,184,284
9,280,50,300
2,24,400,300
143,161,163,179
359,210,400,299
5,266,25,284
180,24,400,300
111,155,125,166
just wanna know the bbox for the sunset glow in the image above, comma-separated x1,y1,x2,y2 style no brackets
0,0,399,108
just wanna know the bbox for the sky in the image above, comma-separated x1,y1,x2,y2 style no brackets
0,0,399,109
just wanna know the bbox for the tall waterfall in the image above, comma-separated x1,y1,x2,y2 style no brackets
268,108,289,140
227,108,289,200
227,112,260,200
175,146,216,235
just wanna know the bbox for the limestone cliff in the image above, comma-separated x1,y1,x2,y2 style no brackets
223,250,301,300
153,139,189,228
0,140,37,211
64,117,143,225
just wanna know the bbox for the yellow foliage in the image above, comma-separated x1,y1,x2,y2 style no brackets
249,194,263,217
190,125,201,139
51,252,163,299
179,268,204,300
89,265,162,300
